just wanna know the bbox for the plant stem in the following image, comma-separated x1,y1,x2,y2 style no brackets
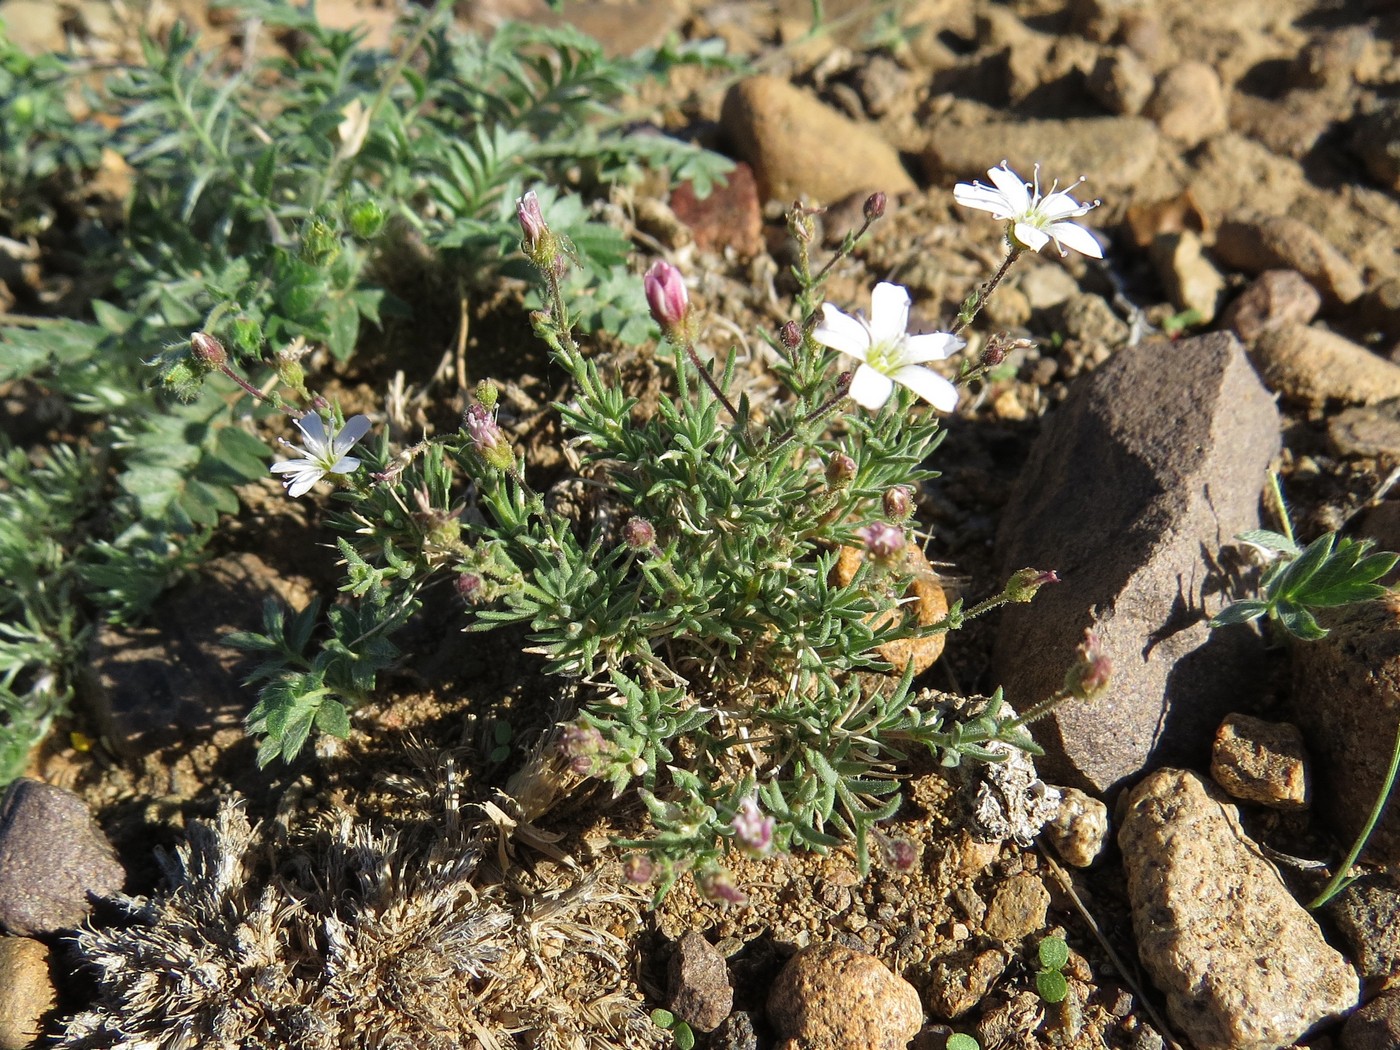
1308,721,1400,909
952,247,1022,337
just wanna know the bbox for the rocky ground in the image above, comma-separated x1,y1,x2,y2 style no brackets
3,0,1400,1048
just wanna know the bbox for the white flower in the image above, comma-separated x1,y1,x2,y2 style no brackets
812,282,964,411
953,161,1103,258
270,413,371,497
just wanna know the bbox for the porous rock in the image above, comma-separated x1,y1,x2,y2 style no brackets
1149,230,1225,323
720,76,916,205
767,942,922,1050
0,779,124,936
1329,874,1400,984
981,875,1050,944
1213,217,1364,307
1210,713,1309,809
667,932,733,1033
1119,769,1358,1050
1341,989,1400,1050
926,947,1009,1020
1252,324,1400,408
993,333,1280,793
1291,596,1400,866
1145,61,1228,147
0,936,54,1050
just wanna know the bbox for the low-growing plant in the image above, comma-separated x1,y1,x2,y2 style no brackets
1034,935,1070,1004
229,163,1113,892
0,0,733,780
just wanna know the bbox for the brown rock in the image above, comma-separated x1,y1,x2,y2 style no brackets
1341,988,1400,1050
1329,875,1400,984
669,163,763,259
926,947,1009,1020
1210,713,1309,809
1252,324,1400,408
1120,769,1359,1050
1213,217,1364,307
1149,230,1225,323
832,544,947,676
1086,48,1154,116
721,76,916,205
768,942,922,1050
1220,270,1322,343
1291,596,1400,866
1352,100,1400,193
0,937,53,1050
981,875,1050,944
1146,61,1228,146
1042,787,1110,867
668,932,733,1033
1328,402,1400,459
994,333,1280,793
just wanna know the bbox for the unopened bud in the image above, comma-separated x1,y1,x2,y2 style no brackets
623,854,654,884
464,403,514,471
864,191,887,221
644,260,689,339
1064,627,1112,701
780,319,802,350
883,485,912,522
1004,568,1060,603
190,332,227,369
558,721,608,775
879,836,917,872
455,572,484,603
696,867,748,905
981,342,1006,368
623,516,656,551
826,453,857,486
516,190,546,252
347,199,385,239
731,796,774,856
855,521,905,563
475,379,499,411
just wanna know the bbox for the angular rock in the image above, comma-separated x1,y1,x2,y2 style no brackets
1328,402,1400,459
1149,230,1225,323
922,116,1160,193
1042,787,1110,868
993,333,1280,793
1213,217,1364,308
981,875,1050,944
1086,48,1154,116
710,1010,758,1050
1342,990,1400,1050
667,931,733,1033
926,947,1009,1020
668,162,763,259
0,780,124,936
1120,769,1358,1050
0,936,53,1050
767,942,922,1050
1291,596,1400,866
1253,324,1400,408
1210,713,1309,809
720,76,916,205
1329,875,1400,984
1220,270,1321,344
1146,61,1228,147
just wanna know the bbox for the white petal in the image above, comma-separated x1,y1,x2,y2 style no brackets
848,365,895,410
1011,221,1051,254
953,183,1014,217
868,283,911,344
286,469,324,498
331,414,372,457
987,165,1032,214
812,304,872,361
1038,190,1093,220
901,331,964,364
1048,220,1104,258
328,454,362,475
891,365,959,412
270,458,316,475
295,413,329,453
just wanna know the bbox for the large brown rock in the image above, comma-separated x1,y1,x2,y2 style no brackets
994,332,1280,793
767,942,922,1050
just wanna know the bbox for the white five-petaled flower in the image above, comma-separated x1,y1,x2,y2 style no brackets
812,282,964,412
953,161,1103,259
270,413,371,498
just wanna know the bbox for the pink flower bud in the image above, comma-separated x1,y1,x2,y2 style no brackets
623,516,656,551
644,260,689,338
1005,568,1061,603
864,191,887,221
190,331,227,368
465,403,514,470
780,320,802,350
516,191,546,252
455,573,483,603
826,453,857,486
696,868,748,905
731,796,774,856
855,521,905,563
623,854,654,884
1064,627,1112,701
883,485,912,522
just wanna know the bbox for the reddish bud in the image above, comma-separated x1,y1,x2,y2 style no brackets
883,485,912,522
1004,567,1060,603
864,191,887,221
855,521,905,563
623,854,654,884
623,516,656,551
1064,627,1112,701
880,836,916,872
455,573,483,603
731,796,774,856
826,452,857,486
780,320,802,350
644,260,689,338
696,868,748,905
516,191,546,251
190,331,227,369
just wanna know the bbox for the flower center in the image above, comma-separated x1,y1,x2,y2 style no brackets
865,334,906,374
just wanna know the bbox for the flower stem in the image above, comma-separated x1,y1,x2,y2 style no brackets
952,247,1023,336
1308,721,1400,909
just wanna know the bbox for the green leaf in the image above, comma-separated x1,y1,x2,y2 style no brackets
1209,600,1269,628
1271,532,1335,599
1235,529,1299,557
1274,603,1327,640
1038,936,1069,970
946,1035,980,1050
314,699,350,739
1036,968,1069,1004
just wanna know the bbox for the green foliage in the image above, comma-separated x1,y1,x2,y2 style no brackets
0,0,733,780
1211,529,1399,640
1035,935,1070,1004
649,1009,695,1050
946,1034,981,1050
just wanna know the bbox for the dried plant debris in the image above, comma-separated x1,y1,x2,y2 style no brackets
57,782,658,1049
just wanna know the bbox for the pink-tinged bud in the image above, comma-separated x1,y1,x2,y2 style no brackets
516,191,546,251
879,836,916,872
981,342,1006,368
1064,627,1112,701
826,452,857,486
855,521,905,563
464,403,514,471
696,868,748,905
190,331,227,368
731,796,774,856
644,260,689,338
623,516,656,551
780,319,802,350
455,572,484,603
864,191,887,221
558,721,607,775
883,485,912,522
623,854,654,884
1004,567,1060,603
